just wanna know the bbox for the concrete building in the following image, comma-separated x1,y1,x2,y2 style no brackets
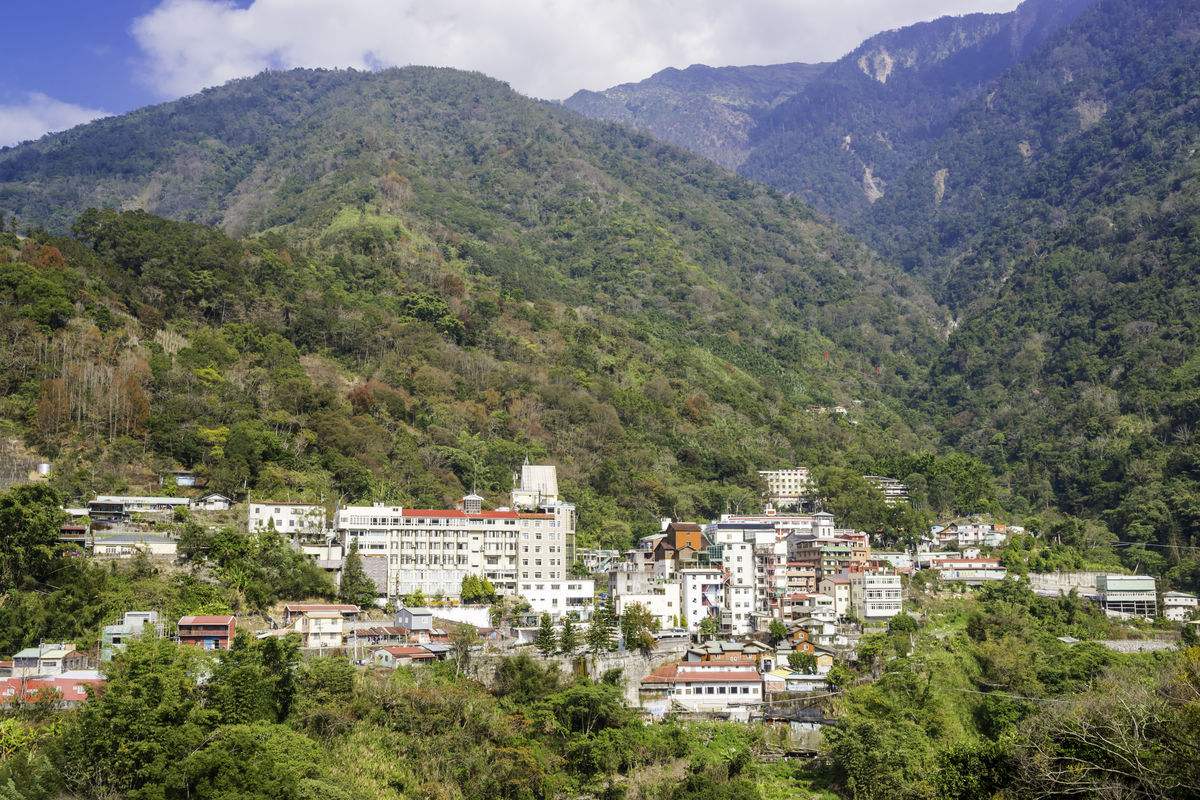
101,612,161,661
640,660,764,713
517,578,595,620
290,609,346,650
681,568,726,633
758,468,812,508
192,492,232,511
850,570,903,621
337,497,570,600
1164,590,1199,622
613,581,681,630
12,644,85,678
864,476,909,505
508,463,577,568
88,495,191,522
818,574,853,619
248,501,326,534
934,557,1008,584
1096,575,1157,619
92,532,177,559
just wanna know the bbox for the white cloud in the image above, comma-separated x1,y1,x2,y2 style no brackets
0,93,110,147
131,0,1021,101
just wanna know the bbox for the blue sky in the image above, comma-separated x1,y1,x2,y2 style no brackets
0,0,1020,147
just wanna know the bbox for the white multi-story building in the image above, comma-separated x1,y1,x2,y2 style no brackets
850,570,903,620
681,568,726,632
818,574,853,618
615,581,682,629
1164,591,1199,622
249,501,326,534
934,557,1008,584
864,476,909,505
641,660,763,713
518,578,595,621
336,494,572,600
758,468,812,508
509,464,577,568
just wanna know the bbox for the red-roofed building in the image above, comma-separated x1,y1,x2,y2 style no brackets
0,675,104,707
177,615,236,650
640,660,763,712
371,645,437,668
281,603,360,626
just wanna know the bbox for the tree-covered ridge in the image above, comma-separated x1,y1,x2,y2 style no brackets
563,62,828,169
0,67,961,547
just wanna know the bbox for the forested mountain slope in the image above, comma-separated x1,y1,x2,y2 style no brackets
563,62,827,170
0,67,951,546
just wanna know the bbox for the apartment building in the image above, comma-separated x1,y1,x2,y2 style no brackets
248,501,326,534
850,570,903,621
337,494,572,600
1096,574,1157,619
757,467,812,508
518,578,596,621
681,568,726,633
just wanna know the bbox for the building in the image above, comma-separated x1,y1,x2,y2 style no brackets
290,609,347,650
640,660,764,713
337,498,569,599
614,581,682,630
818,574,853,619
101,612,161,661
394,607,435,632
758,468,812,508
850,570,903,621
177,615,236,650
508,462,577,567
372,645,438,667
1163,591,1199,622
92,532,177,559
517,578,595,621
576,547,620,574
680,568,726,633
192,492,232,511
88,495,191,522
281,603,360,626
653,522,711,577
12,644,85,678
864,476,908,505
782,592,836,623
1096,575,1157,619
248,501,326,534
934,557,1008,584
0,675,104,707
935,521,1008,548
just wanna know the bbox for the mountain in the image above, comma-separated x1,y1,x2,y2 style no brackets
0,66,951,545
563,62,827,169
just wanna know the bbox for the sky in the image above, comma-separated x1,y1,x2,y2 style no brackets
0,0,1021,147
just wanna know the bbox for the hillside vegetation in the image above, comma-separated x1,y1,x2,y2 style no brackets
0,67,954,546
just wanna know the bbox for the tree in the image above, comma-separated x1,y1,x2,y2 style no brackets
619,602,658,647
450,623,481,676
698,614,719,642
568,560,592,578
401,588,426,608
460,574,497,605
558,616,579,654
0,484,64,592
535,613,557,657
768,618,788,645
788,651,818,673
887,613,918,635
586,612,615,654
338,542,378,607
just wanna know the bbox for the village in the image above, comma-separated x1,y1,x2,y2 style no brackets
4,462,1196,734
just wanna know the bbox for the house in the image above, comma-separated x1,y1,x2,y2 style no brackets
1095,575,1157,619
349,625,410,646
372,645,438,668
92,532,177,559
640,660,764,713
782,592,836,623
12,644,86,677
59,523,90,548
395,607,435,632
1163,591,1199,622
192,492,232,512
614,580,681,630
818,574,853,618
518,579,595,621
101,611,161,661
0,675,104,707
680,568,726,633
281,603,360,626
290,609,346,650
849,570,903,621
177,615,236,650
165,470,201,488
653,522,711,576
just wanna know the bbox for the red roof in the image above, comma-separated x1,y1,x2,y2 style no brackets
0,676,104,703
379,646,435,659
643,663,762,684
178,615,235,625
283,603,360,614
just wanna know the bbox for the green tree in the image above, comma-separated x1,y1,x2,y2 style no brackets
619,602,659,647
768,618,788,645
338,542,378,607
698,614,719,642
788,651,818,673
586,612,615,654
0,484,64,592
450,623,481,677
558,616,580,654
535,613,557,657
